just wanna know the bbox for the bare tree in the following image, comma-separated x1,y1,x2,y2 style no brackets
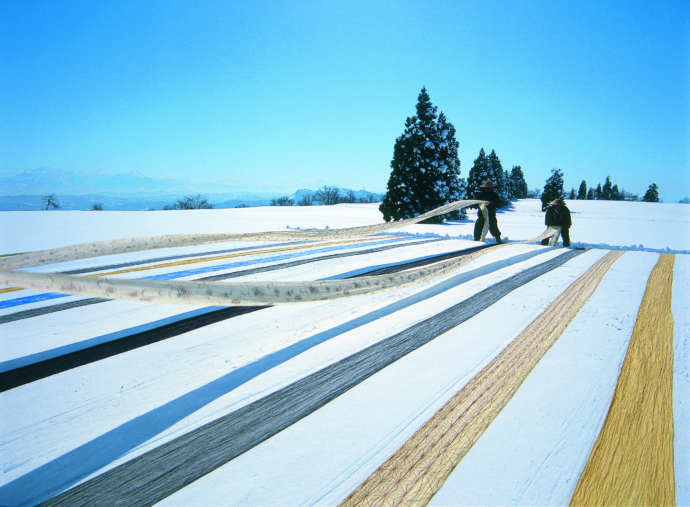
341,190,356,203
270,196,294,206
297,195,313,206
42,194,60,210
315,186,341,205
164,194,213,209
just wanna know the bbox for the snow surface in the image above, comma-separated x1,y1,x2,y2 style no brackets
0,199,688,505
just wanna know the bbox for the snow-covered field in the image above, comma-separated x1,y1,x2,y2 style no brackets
0,199,688,505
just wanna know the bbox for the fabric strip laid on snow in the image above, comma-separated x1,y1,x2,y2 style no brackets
570,253,676,506
31,250,583,507
0,236,408,299
341,250,624,506
0,238,442,320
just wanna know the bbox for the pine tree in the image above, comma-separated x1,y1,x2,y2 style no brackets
577,180,587,200
595,183,602,200
611,184,621,200
541,168,565,210
509,165,528,199
587,188,595,200
466,148,490,199
602,176,613,200
380,88,465,222
466,148,508,206
486,150,510,205
643,183,660,202
501,168,509,200
568,188,576,199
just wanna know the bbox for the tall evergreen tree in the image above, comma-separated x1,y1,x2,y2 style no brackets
601,176,614,200
568,188,576,199
595,183,602,200
466,148,490,199
380,88,464,222
643,183,660,202
541,168,565,210
577,180,587,200
509,165,528,199
486,150,510,206
466,148,508,206
587,187,595,200
611,184,621,200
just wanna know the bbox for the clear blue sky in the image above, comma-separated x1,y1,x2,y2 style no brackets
1,0,688,201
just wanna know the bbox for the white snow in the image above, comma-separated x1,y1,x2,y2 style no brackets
0,199,688,505
431,252,659,505
673,254,690,506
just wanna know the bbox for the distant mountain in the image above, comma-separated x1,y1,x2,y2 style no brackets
0,193,279,211
0,169,383,210
0,168,241,196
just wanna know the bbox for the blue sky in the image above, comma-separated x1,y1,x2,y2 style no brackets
1,0,688,201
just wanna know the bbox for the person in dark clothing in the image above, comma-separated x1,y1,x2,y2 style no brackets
540,198,572,247
474,180,502,243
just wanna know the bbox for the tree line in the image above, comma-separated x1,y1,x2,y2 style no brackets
379,87,528,222
567,176,659,203
270,187,381,207
541,170,661,209
378,87,667,222
35,89,673,213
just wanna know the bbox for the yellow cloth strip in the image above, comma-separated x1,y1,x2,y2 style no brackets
0,236,395,294
570,253,676,506
342,250,624,506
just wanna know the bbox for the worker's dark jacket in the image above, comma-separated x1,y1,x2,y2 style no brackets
474,189,501,241
544,205,572,228
476,189,500,215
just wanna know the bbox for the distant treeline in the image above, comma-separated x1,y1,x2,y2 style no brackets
541,170,663,209
163,194,213,210
567,176,655,202
270,186,382,206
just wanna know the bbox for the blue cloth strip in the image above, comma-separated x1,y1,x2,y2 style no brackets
0,292,67,309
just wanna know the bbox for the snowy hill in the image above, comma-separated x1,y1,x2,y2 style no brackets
0,199,688,505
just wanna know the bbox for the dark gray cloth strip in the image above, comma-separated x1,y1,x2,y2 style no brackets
0,306,268,392
38,249,584,506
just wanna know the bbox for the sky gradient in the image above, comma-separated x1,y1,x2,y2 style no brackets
1,0,688,201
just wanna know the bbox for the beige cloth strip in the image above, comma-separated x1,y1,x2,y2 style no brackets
341,250,625,506
0,200,559,306
570,253,676,506
0,200,484,271
0,245,493,306
479,204,489,241
548,225,562,246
